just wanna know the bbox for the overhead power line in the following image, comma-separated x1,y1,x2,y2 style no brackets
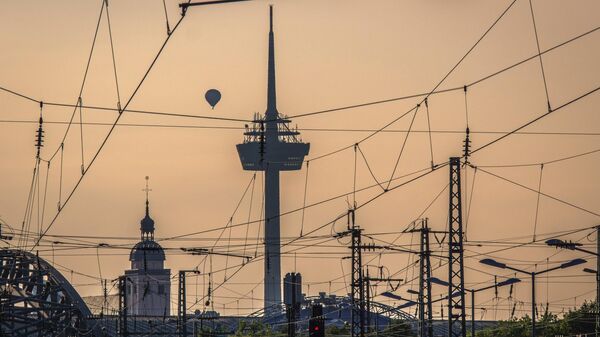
0,26,597,126
3,119,599,137
31,3,191,251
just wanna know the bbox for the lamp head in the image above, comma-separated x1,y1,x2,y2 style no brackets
480,258,507,269
560,258,586,269
546,239,582,250
497,277,521,287
429,277,449,287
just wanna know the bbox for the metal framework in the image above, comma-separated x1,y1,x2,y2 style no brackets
363,271,403,335
418,219,434,337
448,157,466,337
348,210,365,337
0,249,95,337
178,271,186,337
118,275,128,337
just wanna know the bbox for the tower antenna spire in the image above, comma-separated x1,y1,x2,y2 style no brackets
266,5,277,118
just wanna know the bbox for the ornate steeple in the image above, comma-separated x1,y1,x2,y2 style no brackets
140,176,155,240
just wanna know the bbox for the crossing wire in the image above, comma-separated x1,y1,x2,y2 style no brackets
308,0,519,163
472,166,600,218
78,97,85,173
31,2,192,251
476,147,600,168
385,104,419,190
2,118,600,137
470,85,600,156
242,172,257,258
0,25,597,129
464,166,478,238
299,161,310,236
105,0,122,109
424,98,435,170
45,0,105,164
528,0,552,111
532,164,544,242
356,144,385,191
2,0,596,320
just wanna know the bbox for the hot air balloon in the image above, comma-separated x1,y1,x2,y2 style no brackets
205,89,221,109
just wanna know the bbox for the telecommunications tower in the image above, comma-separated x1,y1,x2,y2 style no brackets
236,6,310,315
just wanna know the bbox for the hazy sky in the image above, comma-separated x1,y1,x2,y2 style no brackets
1,0,599,318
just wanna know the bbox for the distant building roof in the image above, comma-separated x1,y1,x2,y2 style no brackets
130,240,165,262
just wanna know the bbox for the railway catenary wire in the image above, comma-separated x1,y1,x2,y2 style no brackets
1,24,597,134
1,0,599,325
28,0,194,252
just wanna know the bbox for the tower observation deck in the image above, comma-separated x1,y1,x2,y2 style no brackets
236,6,309,315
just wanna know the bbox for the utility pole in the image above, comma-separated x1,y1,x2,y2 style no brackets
349,210,365,337
336,209,367,337
178,269,201,337
546,226,600,336
365,268,371,334
448,157,466,337
337,210,402,337
118,276,128,337
480,258,585,337
418,219,433,337
363,268,403,336
596,226,600,337
336,209,417,337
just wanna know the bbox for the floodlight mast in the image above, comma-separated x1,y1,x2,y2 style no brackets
546,226,600,335
479,258,586,337
429,276,520,337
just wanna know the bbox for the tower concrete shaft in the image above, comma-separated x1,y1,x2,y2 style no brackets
236,6,309,315
264,167,282,311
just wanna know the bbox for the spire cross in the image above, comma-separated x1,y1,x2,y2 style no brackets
142,176,152,205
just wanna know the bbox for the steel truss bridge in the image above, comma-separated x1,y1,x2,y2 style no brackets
0,249,99,337
0,248,421,336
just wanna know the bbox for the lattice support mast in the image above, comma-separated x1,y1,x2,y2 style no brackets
448,157,466,337
348,210,365,337
118,276,128,337
419,219,434,337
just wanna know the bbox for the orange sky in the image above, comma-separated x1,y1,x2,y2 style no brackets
1,0,599,318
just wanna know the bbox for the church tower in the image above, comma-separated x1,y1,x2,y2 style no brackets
125,177,171,316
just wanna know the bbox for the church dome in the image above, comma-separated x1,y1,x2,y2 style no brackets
129,240,165,262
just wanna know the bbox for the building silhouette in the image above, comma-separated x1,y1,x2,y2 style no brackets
125,178,171,316
237,6,310,314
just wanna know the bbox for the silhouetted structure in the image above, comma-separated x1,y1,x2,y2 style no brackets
125,177,171,316
448,158,466,337
236,6,309,315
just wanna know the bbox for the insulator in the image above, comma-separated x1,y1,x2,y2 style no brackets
494,275,498,298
